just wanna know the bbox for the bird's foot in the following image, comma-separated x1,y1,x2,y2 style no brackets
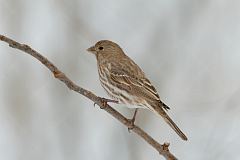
127,108,138,132
94,97,118,109
162,142,170,151
127,118,135,132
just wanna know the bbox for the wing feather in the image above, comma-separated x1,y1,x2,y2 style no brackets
110,69,161,102
108,62,170,111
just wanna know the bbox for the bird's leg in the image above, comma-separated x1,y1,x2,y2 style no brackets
94,97,119,109
101,97,119,104
128,108,138,132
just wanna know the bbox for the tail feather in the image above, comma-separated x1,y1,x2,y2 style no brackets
152,105,188,141
164,114,188,141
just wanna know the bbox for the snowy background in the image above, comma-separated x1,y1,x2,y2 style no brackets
0,0,240,159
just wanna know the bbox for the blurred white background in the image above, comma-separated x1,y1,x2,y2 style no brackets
1,0,240,159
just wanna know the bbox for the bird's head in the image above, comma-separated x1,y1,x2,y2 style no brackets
87,40,124,59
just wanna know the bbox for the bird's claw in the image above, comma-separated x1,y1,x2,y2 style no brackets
127,108,138,132
99,98,108,109
100,97,118,104
163,142,170,151
127,118,135,132
93,97,118,109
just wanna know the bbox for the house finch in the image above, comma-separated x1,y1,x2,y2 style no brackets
87,40,188,141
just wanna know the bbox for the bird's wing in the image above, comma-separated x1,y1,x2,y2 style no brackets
110,68,162,103
111,70,170,111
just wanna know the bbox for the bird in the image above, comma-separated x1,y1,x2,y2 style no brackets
87,40,188,141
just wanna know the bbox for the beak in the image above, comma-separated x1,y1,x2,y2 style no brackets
87,46,96,53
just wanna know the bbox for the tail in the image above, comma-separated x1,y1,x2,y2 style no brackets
163,113,188,141
153,105,188,141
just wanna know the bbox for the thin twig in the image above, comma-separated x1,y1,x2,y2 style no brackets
0,34,177,160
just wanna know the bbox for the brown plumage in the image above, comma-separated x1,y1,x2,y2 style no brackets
87,40,187,141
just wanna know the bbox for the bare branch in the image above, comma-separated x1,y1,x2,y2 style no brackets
0,35,178,160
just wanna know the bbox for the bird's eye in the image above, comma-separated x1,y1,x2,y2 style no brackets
98,46,104,50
